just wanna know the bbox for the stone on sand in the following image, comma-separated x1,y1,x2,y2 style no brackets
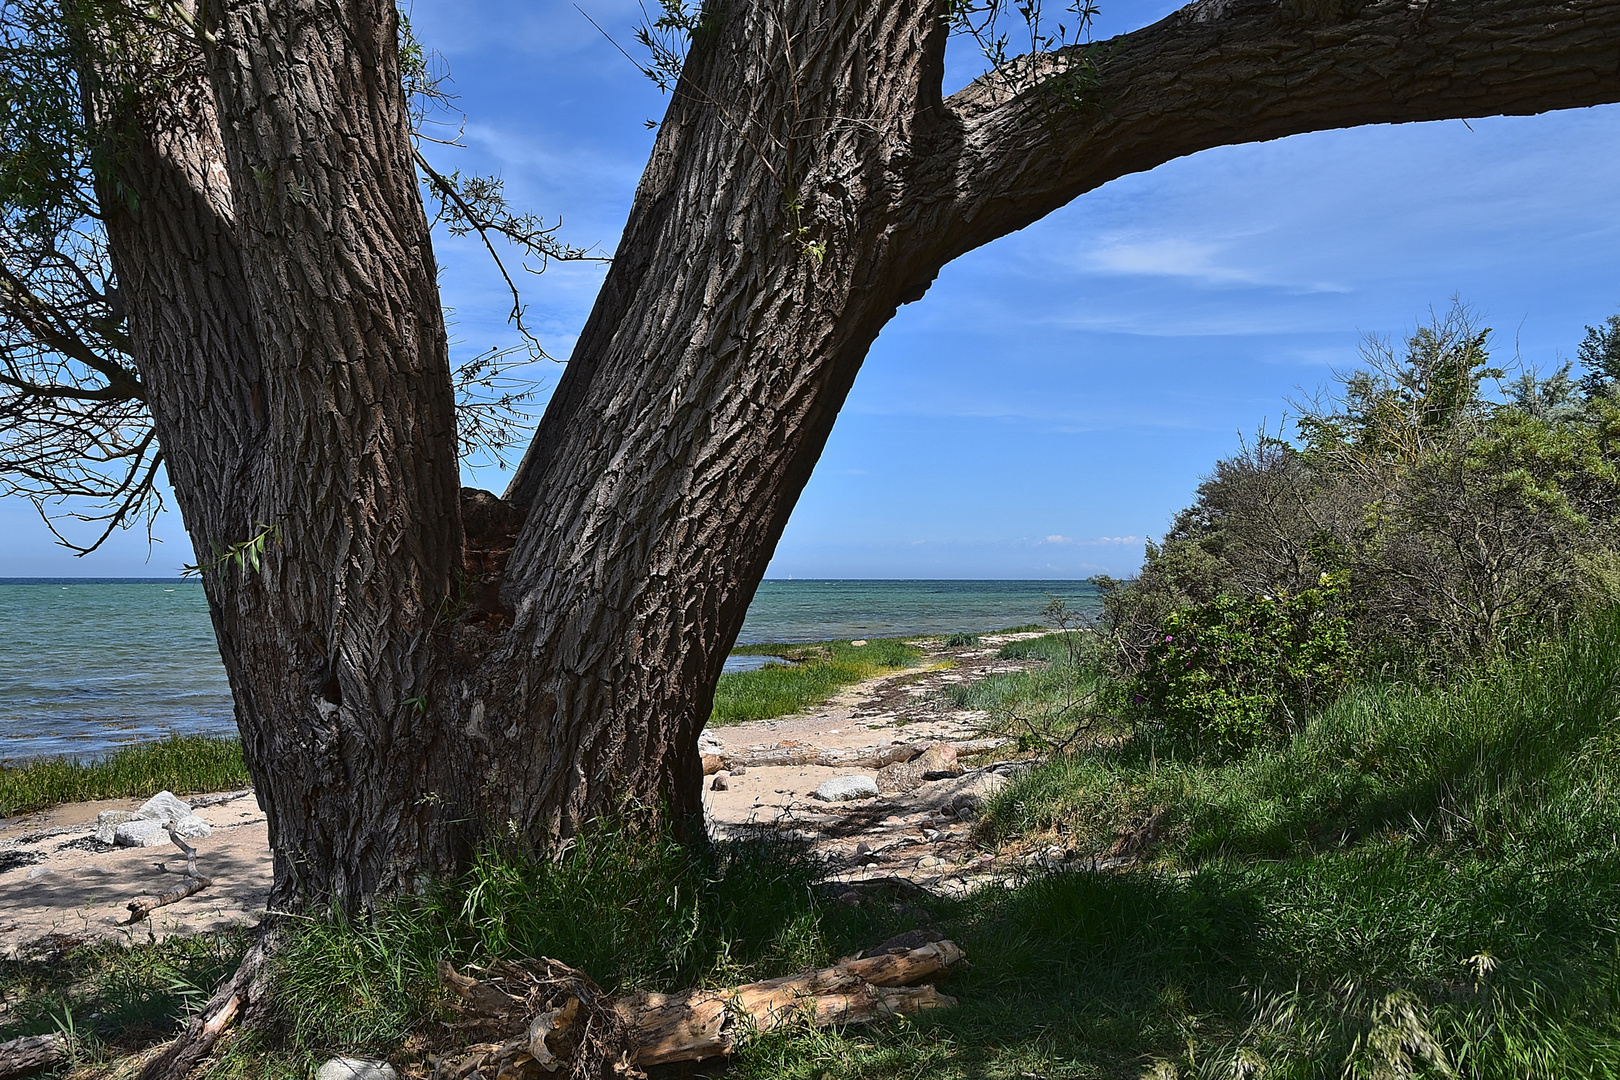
317,1058,398,1080
813,775,879,802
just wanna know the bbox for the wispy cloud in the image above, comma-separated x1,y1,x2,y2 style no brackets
1080,235,1351,295
1085,237,1262,285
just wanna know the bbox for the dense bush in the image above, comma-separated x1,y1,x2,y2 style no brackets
1133,576,1353,760
1098,301,1620,680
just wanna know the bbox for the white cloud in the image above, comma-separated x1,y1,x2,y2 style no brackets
1044,534,1073,544
1080,236,1351,296
1086,237,1261,285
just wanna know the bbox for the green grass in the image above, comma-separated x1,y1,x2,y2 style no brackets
962,611,1620,1076
12,621,1620,1078
0,735,250,817
711,637,923,725
0,927,252,1064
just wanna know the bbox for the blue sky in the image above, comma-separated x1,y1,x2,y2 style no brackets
3,1,1619,578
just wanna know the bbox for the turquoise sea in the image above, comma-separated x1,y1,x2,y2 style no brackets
0,578,1098,762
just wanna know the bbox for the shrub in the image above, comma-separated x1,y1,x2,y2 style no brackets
1134,575,1353,760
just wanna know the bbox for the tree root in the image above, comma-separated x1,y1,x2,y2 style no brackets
0,1033,69,1080
434,938,967,1076
137,926,278,1080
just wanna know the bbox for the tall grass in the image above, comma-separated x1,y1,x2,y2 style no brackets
967,611,1620,1077
0,735,250,817
711,637,922,725
0,928,250,1058
267,825,903,1059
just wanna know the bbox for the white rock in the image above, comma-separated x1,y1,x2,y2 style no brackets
25,866,53,880
113,819,176,848
812,775,879,802
136,791,193,822
113,815,212,848
916,855,944,869
317,1059,398,1080
94,810,138,844
169,815,213,841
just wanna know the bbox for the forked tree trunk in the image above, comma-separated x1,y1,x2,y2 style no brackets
91,0,1620,915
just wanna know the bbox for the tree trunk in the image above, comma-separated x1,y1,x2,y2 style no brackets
87,0,1620,917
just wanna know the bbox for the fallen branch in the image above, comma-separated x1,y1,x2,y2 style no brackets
622,938,965,1066
126,875,212,923
723,739,1006,771
0,1033,69,1080
436,939,966,1075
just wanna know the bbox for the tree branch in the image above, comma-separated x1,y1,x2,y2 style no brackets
920,0,1620,264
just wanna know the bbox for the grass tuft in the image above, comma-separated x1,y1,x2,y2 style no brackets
263,825,908,1064
0,929,251,1062
0,735,250,817
711,638,922,725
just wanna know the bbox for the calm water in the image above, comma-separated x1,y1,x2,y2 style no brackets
0,578,1098,762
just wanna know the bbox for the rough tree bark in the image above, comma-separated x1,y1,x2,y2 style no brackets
90,0,1620,919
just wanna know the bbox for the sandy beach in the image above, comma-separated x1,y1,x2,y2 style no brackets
0,634,1052,955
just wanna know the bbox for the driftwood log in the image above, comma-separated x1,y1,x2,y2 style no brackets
435,939,966,1077
622,938,964,1066
0,1033,69,1080
126,875,212,923
720,738,1006,772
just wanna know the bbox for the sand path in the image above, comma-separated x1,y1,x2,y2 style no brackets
701,633,1051,896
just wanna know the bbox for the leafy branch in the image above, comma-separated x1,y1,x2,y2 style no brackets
180,521,279,581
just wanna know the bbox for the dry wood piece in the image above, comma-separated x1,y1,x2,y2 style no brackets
0,1033,69,1080
621,939,964,1067
436,958,634,1080
126,875,212,923
434,939,965,1076
724,739,1006,771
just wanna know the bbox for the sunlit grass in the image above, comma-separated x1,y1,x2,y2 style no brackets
0,735,250,817
711,637,923,725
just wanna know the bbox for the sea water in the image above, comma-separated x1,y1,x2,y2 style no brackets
0,578,1098,762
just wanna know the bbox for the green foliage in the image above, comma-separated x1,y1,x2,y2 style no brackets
0,735,249,817
964,611,1620,1077
1106,301,1620,676
181,521,279,581
269,825,884,1058
1134,576,1353,760
1578,312,1620,400
943,632,981,647
0,928,251,1055
710,637,922,725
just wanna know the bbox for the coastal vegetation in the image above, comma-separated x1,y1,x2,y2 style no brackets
0,736,249,818
712,638,925,725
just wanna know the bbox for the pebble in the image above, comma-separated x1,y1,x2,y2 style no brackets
317,1059,398,1080
710,772,730,791
812,775,879,802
